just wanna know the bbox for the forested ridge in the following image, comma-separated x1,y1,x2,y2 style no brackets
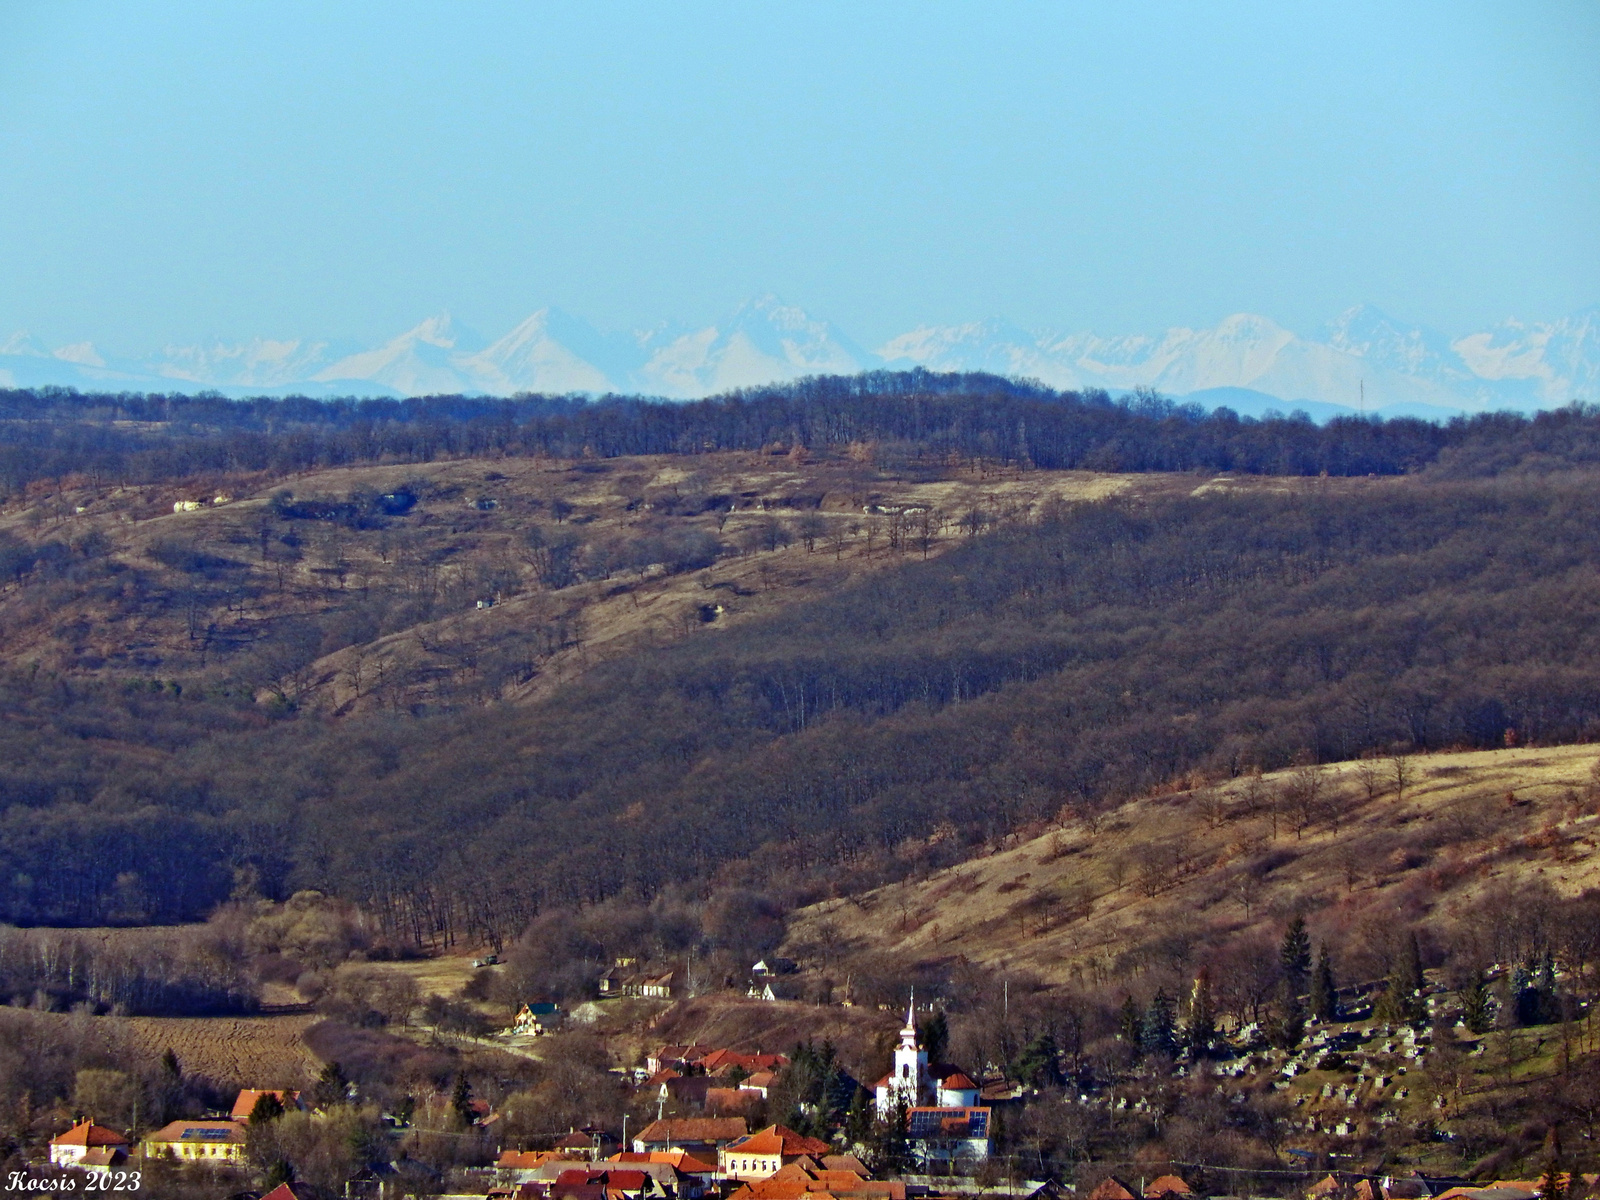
5,372,1600,494
4,467,1600,947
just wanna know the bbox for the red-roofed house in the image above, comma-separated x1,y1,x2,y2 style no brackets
49,1121,130,1169
1087,1180,1138,1200
719,1125,833,1181
633,1117,748,1156
232,1088,305,1122
1145,1176,1195,1200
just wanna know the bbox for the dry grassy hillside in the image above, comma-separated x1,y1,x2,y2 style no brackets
0,450,1146,712
785,743,1600,987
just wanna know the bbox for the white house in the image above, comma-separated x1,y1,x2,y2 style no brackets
49,1121,129,1168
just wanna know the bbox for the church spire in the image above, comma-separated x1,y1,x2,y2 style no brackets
899,989,918,1049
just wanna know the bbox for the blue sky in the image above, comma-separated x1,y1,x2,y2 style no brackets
1,1,1595,352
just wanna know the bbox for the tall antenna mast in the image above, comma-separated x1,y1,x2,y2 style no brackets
1359,378,1365,416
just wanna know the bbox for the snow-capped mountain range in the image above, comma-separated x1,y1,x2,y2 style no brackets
2,297,1595,420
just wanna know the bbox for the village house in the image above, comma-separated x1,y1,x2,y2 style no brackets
1144,1176,1196,1200
727,1158,906,1200
1086,1179,1139,1200
607,1150,721,1199
142,1119,249,1164
48,1120,130,1169
496,1148,575,1185
549,1167,656,1200
699,1049,789,1077
704,1087,760,1118
748,978,803,1001
718,1125,833,1182
555,1129,606,1160
632,1116,749,1157
231,1088,305,1122
508,1001,563,1036
648,1044,714,1074
600,968,677,999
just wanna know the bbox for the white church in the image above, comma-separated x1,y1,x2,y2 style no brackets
873,996,982,1116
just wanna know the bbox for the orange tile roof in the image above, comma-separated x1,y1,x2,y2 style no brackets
1145,1177,1193,1198
939,1073,978,1090
499,1150,551,1169
1087,1180,1137,1200
636,1117,749,1144
725,1125,832,1157
231,1089,302,1122
52,1121,129,1149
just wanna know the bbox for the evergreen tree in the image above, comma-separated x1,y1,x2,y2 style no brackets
1375,931,1427,1026
249,1092,286,1124
844,1087,874,1148
1142,989,1177,1057
1013,1033,1063,1087
1402,931,1425,996
1280,916,1312,993
1460,974,1494,1034
1516,953,1560,1026
917,1012,949,1066
1310,945,1338,1022
313,1061,350,1110
1272,986,1306,1050
451,1074,475,1128
1117,995,1143,1057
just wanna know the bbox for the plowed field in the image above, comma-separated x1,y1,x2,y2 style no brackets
124,1013,322,1088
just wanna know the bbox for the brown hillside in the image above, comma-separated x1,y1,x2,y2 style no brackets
784,743,1600,986
0,450,1148,712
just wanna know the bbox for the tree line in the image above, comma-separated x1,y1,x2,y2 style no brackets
5,375,1600,499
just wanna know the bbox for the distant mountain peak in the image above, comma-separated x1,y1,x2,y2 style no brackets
0,332,48,358
3,302,1596,410
52,341,105,367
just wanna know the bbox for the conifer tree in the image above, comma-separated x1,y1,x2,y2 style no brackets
451,1074,475,1128
1143,989,1177,1056
1460,974,1494,1034
1280,916,1312,993
1118,995,1143,1056
1272,986,1306,1049
1310,945,1338,1023
249,1092,286,1124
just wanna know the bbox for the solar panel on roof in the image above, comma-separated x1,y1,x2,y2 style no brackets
183,1128,233,1140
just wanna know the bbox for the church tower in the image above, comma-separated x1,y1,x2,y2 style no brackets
876,991,929,1116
